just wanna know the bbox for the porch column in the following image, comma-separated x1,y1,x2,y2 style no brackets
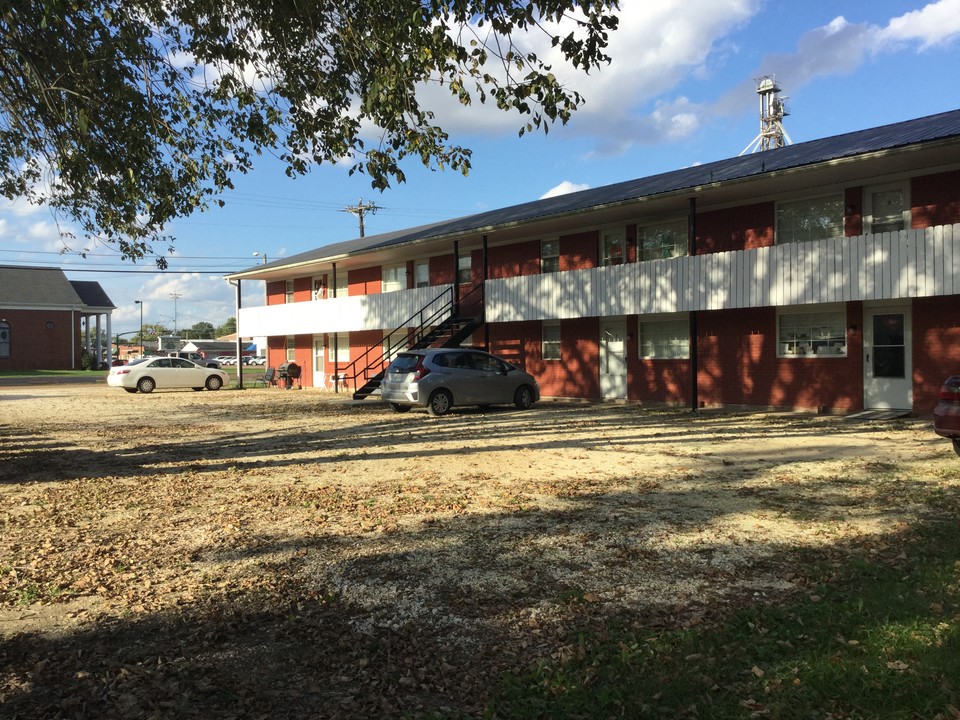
688,197,699,413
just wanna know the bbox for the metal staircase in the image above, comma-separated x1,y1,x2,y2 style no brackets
339,285,484,400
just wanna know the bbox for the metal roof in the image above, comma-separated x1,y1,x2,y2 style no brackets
70,281,116,310
230,108,960,277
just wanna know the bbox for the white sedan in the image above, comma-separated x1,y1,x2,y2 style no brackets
107,357,230,394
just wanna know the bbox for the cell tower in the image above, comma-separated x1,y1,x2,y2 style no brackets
739,76,792,155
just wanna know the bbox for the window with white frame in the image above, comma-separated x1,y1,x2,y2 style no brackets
865,183,909,234
327,332,350,362
639,316,689,359
639,218,687,261
382,264,407,293
284,280,295,303
285,335,296,361
415,261,430,288
332,270,348,297
776,195,844,244
600,230,625,266
541,238,560,273
457,254,472,284
542,321,561,360
777,308,847,357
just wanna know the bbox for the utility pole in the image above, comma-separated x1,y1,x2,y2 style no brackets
170,292,182,334
341,198,381,237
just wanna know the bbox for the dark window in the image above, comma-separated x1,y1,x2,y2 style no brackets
388,354,421,373
0,321,10,358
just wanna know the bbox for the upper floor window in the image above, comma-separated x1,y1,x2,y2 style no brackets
776,195,843,244
639,316,689,359
865,183,910,234
415,261,430,288
457,254,472,284
541,239,560,273
0,320,10,358
542,321,561,360
382,264,407,293
600,230,625,266
639,218,687,261
284,280,295,303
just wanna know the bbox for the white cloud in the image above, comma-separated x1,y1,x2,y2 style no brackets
540,181,590,199
877,0,960,50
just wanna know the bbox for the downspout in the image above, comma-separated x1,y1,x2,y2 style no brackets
230,279,243,388
482,234,489,351
688,197,699,413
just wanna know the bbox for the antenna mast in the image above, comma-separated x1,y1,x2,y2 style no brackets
740,76,792,156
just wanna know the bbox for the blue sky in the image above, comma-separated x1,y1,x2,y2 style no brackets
2,0,960,335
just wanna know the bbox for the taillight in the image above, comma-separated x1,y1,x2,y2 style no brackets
940,377,960,402
413,359,430,381
116,369,131,375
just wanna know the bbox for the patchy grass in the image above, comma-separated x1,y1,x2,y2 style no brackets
487,501,960,720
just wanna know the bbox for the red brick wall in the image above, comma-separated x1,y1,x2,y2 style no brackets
489,240,540,279
266,281,285,305
912,170,960,228
845,187,863,236
696,202,774,254
0,309,81,370
560,230,599,271
913,295,960,413
349,266,380,296
431,254,454,285
293,277,312,302
697,306,863,411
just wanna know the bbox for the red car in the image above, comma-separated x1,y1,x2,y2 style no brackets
933,375,960,455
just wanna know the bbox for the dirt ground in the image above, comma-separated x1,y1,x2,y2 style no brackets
1,382,958,717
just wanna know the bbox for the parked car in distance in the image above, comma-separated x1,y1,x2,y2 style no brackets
934,375,960,455
380,348,540,416
249,356,266,366
168,351,221,369
220,356,238,365
107,357,230,394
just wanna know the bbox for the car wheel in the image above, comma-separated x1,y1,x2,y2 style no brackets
124,387,137,394
514,385,534,410
206,375,223,391
137,377,155,394
952,438,960,457
389,402,411,413
427,389,452,417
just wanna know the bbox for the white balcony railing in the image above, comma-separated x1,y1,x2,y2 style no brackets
485,223,960,322
238,284,453,338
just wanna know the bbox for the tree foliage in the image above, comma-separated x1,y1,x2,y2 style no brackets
0,1,619,264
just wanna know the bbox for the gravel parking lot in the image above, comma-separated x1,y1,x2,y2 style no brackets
1,383,956,717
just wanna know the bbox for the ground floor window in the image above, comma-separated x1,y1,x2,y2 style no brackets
777,307,847,357
639,316,689,359
542,321,561,360
0,320,9,358
328,333,350,362
285,336,296,361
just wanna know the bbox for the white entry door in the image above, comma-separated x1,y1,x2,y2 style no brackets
864,304,912,409
600,320,628,400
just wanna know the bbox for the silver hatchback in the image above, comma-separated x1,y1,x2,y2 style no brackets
380,348,540,416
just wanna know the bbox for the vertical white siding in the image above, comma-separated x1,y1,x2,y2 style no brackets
485,223,960,322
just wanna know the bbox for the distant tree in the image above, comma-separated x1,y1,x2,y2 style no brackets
137,323,173,342
0,2,619,265
186,321,215,339
217,317,237,338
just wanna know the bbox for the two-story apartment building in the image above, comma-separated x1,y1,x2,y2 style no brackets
228,109,960,414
